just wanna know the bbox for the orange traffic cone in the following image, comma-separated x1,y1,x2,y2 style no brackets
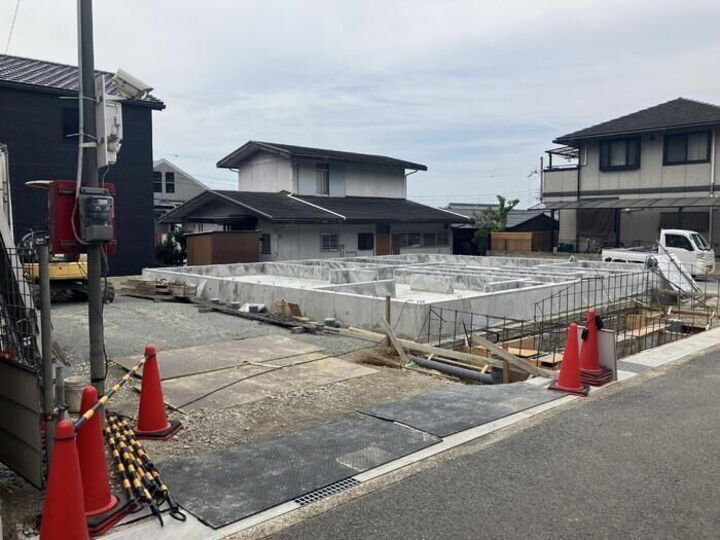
77,386,132,535
40,419,90,540
549,323,589,396
135,345,182,440
579,309,613,386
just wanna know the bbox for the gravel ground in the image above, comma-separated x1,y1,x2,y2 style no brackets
0,295,456,538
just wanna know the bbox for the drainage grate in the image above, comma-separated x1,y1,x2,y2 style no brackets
294,478,361,506
617,360,653,374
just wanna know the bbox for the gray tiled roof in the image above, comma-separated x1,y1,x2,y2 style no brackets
296,195,467,223
0,54,164,108
161,190,469,224
217,141,427,170
556,98,720,144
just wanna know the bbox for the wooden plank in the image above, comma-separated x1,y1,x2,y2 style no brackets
380,319,411,365
466,334,552,378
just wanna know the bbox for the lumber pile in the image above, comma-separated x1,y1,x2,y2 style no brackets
120,278,197,301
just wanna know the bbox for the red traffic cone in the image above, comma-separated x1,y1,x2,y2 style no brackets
135,345,182,440
549,323,589,396
580,309,613,386
40,419,90,540
77,386,132,536
580,308,602,374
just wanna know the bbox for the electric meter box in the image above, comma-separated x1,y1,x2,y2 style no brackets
78,187,114,242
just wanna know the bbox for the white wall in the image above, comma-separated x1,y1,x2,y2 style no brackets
256,221,451,261
296,159,405,198
345,163,406,198
236,151,294,192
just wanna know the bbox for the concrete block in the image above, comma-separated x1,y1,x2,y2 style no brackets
409,274,454,294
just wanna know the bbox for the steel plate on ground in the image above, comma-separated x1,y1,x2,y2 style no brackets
158,413,439,528
359,382,560,438
113,336,323,379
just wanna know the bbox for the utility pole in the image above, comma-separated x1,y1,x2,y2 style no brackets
78,0,105,396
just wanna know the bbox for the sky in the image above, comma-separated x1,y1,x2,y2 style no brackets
2,0,720,208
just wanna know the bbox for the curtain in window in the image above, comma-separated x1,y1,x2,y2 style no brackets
687,133,709,161
609,141,626,166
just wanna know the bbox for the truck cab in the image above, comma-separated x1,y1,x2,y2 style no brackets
659,229,715,276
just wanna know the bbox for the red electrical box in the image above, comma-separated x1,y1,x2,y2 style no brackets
49,180,117,255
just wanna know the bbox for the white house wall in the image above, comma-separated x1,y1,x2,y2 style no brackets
257,221,452,261
344,163,406,198
236,151,294,192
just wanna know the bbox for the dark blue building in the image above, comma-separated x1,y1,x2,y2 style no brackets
0,54,164,275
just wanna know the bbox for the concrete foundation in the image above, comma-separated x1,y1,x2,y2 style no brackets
144,254,651,339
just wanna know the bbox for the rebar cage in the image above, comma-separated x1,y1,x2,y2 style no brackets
418,268,718,369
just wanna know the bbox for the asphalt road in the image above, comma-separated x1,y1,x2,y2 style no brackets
274,351,720,539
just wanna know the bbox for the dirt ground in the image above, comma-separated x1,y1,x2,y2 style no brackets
0,295,457,538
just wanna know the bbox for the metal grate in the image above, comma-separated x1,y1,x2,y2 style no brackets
0,246,41,372
294,477,361,506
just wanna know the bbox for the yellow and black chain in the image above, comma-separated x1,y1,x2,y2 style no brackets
104,420,164,526
106,413,186,522
75,354,148,430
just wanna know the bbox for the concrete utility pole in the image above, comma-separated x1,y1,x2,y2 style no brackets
78,0,106,395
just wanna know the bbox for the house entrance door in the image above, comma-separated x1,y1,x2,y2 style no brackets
376,233,391,255
375,223,391,255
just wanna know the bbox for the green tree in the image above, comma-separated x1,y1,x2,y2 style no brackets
156,227,187,266
472,195,520,252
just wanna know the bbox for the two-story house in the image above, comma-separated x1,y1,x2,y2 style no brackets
541,98,720,252
153,159,207,241
160,141,468,260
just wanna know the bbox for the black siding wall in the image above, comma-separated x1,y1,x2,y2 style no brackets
0,86,156,275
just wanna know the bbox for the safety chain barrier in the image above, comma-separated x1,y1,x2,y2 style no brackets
74,354,147,430
105,413,186,525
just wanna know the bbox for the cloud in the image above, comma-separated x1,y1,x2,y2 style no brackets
3,0,720,205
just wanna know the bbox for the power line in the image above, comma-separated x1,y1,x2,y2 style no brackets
4,0,21,54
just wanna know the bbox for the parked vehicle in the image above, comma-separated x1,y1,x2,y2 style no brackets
601,229,715,277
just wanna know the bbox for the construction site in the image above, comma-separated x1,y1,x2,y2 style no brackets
4,239,720,537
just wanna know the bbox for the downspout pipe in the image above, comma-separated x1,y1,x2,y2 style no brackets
709,130,716,245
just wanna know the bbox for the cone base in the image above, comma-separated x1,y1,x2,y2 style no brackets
87,492,134,537
580,368,614,387
86,494,118,518
134,419,182,441
548,379,589,396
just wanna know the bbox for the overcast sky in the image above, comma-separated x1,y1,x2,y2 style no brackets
3,0,720,207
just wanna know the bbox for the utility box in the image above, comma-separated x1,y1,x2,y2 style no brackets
78,187,114,242
49,180,117,255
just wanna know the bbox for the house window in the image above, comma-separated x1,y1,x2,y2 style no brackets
423,233,436,247
665,233,693,251
153,171,162,193
437,231,449,246
663,132,711,165
260,233,272,255
599,138,640,171
62,107,79,143
358,232,374,251
320,232,338,251
392,233,408,248
316,164,329,195
165,172,176,193
408,233,422,247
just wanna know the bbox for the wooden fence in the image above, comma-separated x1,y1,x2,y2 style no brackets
186,231,259,265
490,231,552,252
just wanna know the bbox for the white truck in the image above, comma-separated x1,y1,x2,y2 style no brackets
601,229,715,277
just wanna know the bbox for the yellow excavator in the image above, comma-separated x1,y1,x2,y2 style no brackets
20,231,115,304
